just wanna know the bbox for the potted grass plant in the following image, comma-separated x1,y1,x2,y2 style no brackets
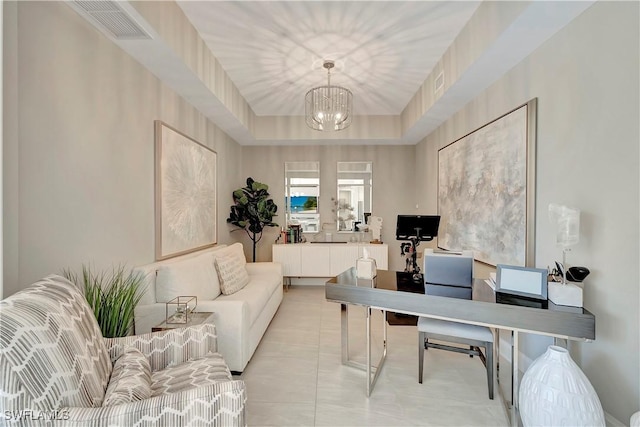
63,265,146,338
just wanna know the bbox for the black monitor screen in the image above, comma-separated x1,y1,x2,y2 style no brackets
396,215,440,241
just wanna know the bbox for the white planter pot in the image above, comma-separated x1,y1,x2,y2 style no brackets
519,345,604,427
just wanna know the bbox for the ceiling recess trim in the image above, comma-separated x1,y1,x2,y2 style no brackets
70,0,151,40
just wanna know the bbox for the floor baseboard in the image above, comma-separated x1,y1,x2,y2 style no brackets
605,411,625,427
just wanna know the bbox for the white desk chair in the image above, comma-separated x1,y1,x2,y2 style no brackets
418,249,494,399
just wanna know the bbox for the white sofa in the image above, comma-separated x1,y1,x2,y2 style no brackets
133,243,283,372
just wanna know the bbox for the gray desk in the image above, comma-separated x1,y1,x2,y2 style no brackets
325,268,595,424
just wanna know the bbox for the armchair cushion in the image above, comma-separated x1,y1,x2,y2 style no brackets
151,353,233,395
103,347,152,406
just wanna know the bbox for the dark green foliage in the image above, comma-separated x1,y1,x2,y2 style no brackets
227,177,278,261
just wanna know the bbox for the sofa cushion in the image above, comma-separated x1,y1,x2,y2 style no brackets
156,252,221,303
151,353,232,396
215,253,250,295
103,347,152,406
215,276,275,326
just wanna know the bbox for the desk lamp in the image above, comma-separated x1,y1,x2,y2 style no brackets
548,203,580,284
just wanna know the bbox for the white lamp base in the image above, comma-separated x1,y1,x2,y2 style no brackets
548,281,583,307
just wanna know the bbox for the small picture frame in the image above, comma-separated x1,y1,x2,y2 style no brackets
496,265,548,301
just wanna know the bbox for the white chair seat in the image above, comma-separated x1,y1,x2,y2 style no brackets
417,317,494,343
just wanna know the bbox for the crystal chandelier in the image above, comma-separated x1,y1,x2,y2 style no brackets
305,60,353,131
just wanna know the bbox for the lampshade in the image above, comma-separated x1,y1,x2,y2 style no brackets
549,203,581,284
549,203,580,248
305,61,353,131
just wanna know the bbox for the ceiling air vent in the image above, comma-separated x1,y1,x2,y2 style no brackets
434,71,445,94
71,1,151,40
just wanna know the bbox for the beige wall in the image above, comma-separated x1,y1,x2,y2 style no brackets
416,2,639,422
0,1,4,299
240,145,419,271
2,1,243,296
2,1,17,300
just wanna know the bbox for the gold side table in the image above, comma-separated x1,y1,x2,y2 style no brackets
152,312,215,332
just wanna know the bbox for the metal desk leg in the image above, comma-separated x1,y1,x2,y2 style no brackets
367,306,372,396
340,303,387,396
496,329,520,427
512,331,519,408
554,337,568,348
496,328,500,383
366,307,387,396
510,330,520,426
341,303,349,364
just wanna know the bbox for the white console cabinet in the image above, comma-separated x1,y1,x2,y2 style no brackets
272,243,388,278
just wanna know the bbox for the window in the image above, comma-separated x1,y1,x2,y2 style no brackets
285,162,320,233
336,162,372,232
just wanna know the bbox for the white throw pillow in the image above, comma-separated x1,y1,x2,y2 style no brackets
215,242,247,266
155,253,221,303
215,253,250,295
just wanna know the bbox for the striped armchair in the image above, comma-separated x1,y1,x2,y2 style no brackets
0,275,246,426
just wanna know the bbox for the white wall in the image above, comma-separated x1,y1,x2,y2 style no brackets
416,2,639,422
2,1,243,296
241,145,418,270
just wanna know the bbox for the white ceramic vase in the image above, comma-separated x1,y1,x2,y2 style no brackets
519,345,604,427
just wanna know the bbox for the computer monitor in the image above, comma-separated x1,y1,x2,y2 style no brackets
395,215,440,241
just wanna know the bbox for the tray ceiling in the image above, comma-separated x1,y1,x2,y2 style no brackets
177,1,480,117
71,1,595,145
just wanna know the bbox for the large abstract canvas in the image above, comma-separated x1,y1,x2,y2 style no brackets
438,99,536,266
155,121,217,260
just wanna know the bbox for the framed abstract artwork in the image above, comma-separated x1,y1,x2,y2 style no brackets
438,98,537,267
155,121,217,260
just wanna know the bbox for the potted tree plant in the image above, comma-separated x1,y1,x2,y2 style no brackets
63,265,146,338
227,177,278,262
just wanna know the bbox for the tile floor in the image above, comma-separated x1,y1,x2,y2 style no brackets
239,286,509,426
